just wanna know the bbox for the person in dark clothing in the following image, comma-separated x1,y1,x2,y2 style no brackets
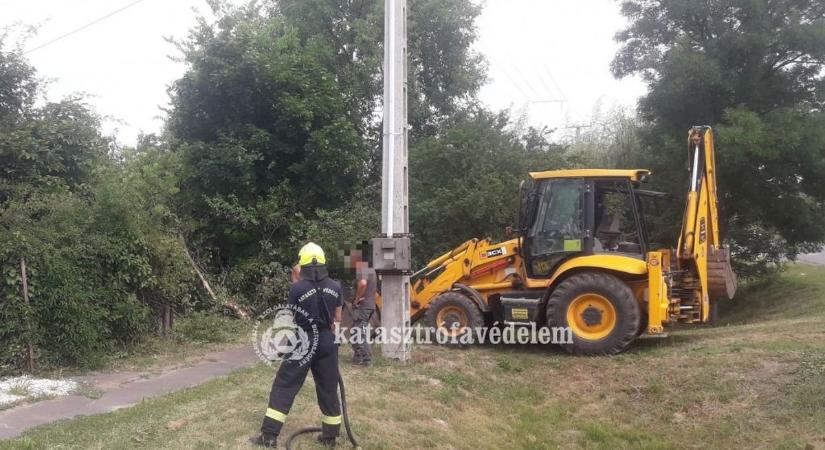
350,249,377,366
250,242,344,448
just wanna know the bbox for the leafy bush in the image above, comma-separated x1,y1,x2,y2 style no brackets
0,185,197,372
222,257,292,312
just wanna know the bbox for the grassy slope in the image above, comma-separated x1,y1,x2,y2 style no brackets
3,265,825,450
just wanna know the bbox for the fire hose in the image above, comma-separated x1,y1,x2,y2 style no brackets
284,371,359,450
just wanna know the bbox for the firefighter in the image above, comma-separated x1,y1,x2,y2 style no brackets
250,242,344,448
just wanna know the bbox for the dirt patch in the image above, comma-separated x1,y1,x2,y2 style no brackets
165,419,188,431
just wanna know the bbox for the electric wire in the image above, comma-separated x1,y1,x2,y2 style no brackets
25,0,149,54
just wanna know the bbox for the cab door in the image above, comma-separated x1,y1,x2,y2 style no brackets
524,178,587,278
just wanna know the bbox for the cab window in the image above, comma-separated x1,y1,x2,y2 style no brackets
593,180,642,255
526,179,583,276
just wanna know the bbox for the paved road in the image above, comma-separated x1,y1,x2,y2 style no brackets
799,251,825,265
0,345,258,440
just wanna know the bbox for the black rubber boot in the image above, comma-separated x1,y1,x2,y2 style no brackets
249,433,278,448
317,435,337,448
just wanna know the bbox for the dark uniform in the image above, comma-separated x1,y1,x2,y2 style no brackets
260,264,344,444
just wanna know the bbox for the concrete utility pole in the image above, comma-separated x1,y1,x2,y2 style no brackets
373,0,411,361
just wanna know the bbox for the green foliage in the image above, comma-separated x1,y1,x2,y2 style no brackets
406,0,487,136
273,0,486,139
221,258,292,311
0,42,200,373
0,35,37,126
409,109,569,263
296,185,381,284
272,0,384,138
0,190,139,370
0,174,201,371
166,0,491,300
0,96,109,203
168,3,371,270
613,0,825,275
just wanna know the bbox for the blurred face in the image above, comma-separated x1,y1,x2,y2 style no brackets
291,264,301,283
349,250,366,270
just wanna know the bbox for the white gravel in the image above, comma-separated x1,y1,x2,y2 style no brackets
0,376,78,407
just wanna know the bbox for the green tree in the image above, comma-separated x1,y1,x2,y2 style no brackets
613,0,825,275
166,0,489,299
409,109,569,263
272,0,486,139
0,36,37,127
0,42,197,372
168,4,370,267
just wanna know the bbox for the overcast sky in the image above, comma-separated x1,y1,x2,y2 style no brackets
2,0,646,146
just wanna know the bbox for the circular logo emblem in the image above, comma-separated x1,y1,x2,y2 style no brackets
252,304,319,366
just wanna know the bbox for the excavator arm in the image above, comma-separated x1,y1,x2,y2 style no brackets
676,127,737,320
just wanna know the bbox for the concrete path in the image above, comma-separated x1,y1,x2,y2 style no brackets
0,345,258,440
799,251,825,265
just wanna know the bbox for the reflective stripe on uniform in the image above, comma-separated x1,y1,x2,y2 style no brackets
266,408,287,422
320,414,342,425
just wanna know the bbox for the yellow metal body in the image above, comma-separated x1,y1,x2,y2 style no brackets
529,168,650,181
646,250,671,334
399,128,733,348
408,238,522,319
407,238,650,321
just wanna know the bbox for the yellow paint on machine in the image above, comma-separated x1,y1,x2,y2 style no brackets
529,168,651,181
523,254,648,290
400,127,735,355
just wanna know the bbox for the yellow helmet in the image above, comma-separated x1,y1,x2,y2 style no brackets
298,242,326,266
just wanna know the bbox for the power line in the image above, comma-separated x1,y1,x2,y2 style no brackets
534,69,557,100
504,57,567,106
540,66,568,102
24,0,149,55
508,61,542,99
498,64,533,101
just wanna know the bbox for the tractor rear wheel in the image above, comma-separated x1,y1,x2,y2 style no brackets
546,272,640,355
426,291,484,344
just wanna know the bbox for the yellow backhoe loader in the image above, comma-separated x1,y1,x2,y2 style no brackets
403,126,737,355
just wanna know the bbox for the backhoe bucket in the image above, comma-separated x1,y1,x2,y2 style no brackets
707,247,737,301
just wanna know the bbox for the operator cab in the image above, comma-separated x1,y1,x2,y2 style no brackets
517,169,662,279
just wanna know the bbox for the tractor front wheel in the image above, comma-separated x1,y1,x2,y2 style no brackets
425,291,484,344
546,272,640,355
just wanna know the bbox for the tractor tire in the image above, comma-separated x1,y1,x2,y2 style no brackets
636,309,648,337
546,272,640,355
425,291,484,345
